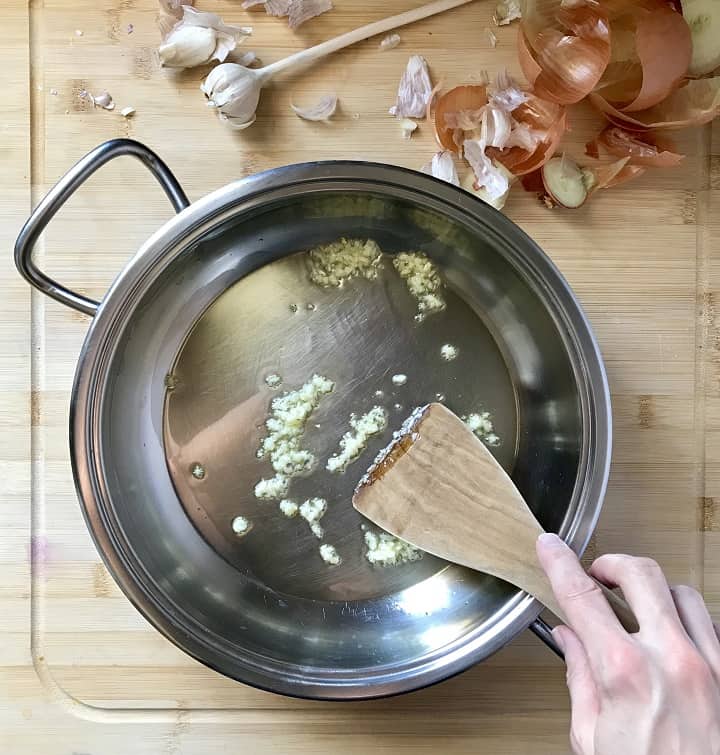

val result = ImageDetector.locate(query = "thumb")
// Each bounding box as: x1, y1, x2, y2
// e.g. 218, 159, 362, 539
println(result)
554, 625, 599, 755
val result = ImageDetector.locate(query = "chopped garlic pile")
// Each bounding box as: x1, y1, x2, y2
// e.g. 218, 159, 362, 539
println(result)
364, 529, 422, 566
327, 406, 388, 473
265, 373, 283, 388
392, 252, 446, 319
307, 238, 383, 287
319, 543, 341, 565
254, 375, 334, 500
279, 499, 298, 517
299, 497, 328, 538
463, 411, 500, 446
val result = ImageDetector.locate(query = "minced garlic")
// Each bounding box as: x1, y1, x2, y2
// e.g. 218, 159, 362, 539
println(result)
463, 411, 501, 446
307, 238, 383, 288
364, 529, 422, 566
231, 515, 251, 535
319, 543, 341, 565
326, 406, 388, 473
440, 344, 458, 361
254, 374, 334, 500
299, 497, 327, 539
391, 373, 407, 386
392, 252, 446, 319
265, 373, 283, 388
279, 499, 298, 517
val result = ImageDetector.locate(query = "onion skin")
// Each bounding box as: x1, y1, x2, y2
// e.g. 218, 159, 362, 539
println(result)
586, 125, 685, 166
520, 1, 611, 105
433, 85, 488, 152
620, 4, 692, 112
601, 164, 647, 187
589, 75, 720, 130
487, 98, 568, 176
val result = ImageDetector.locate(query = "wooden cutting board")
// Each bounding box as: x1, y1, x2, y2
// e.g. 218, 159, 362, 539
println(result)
2, 0, 719, 753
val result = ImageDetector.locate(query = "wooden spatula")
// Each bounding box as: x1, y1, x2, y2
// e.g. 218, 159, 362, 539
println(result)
353, 403, 638, 632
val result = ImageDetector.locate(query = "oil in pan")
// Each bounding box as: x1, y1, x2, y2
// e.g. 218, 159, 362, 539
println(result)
163, 242, 518, 603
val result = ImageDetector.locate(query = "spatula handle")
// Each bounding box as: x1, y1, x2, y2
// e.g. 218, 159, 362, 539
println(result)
529, 571, 639, 633
595, 580, 639, 633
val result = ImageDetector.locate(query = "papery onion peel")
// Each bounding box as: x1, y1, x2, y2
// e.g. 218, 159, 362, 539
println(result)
519, 0, 611, 105
586, 125, 685, 166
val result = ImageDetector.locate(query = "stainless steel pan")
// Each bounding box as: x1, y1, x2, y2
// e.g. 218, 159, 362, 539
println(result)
15, 138, 611, 699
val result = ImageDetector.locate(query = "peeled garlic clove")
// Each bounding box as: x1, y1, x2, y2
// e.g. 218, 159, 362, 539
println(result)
159, 6, 252, 69
202, 62, 263, 129
120, 106, 136, 117
379, 33, 401, 51
92, 90, 115, 109
291, 93, 338, 121
389, 55, 433, 119
422, 151, 460, 185
400, 118, 418, 139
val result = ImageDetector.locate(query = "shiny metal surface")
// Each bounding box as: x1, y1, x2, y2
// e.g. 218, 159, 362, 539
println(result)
23, 145, 611, 699
14, 139, 189, 316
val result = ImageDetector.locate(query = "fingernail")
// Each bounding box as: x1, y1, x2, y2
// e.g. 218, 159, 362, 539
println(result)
537, 532, 563, 548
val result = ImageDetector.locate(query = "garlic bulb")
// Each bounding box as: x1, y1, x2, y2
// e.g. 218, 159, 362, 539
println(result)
201, 63, 264, 129
201, 0, 475, 129
159, 6, 252, 69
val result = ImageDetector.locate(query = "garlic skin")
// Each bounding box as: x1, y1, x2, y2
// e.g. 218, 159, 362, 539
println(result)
389, 55, 433, 119
159, 6, 252, 69
422, 151, 460, 186
291, 93, 338, 121
201, 62, 263, 130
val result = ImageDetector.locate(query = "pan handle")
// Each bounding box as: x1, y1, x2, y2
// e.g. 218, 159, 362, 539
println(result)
530, 616, 564, 659
14, 138, 190, 317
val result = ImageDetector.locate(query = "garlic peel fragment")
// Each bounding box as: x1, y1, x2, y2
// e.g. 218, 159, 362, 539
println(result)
291, 93, 338, 121
288, 0, 333, 29
464, 139, 511, 201
493, 0, 521, 26
422, 151, 460, 186
389, 55, 433, 119
159, 6, 252, 69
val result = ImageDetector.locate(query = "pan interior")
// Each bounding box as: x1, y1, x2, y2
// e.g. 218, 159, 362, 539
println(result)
99, 187, 584, 686
164, 250, 518, 603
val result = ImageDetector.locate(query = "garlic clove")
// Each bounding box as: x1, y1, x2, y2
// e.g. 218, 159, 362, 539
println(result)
120, 106, 136, 117
159, 6, 252, 69
400, 118, 418, 139
379, 33, 401, 50
291, 93, 338, 121
160, 25, 217, 68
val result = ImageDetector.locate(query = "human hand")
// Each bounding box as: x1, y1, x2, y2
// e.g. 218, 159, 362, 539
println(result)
537, 532, 720, 755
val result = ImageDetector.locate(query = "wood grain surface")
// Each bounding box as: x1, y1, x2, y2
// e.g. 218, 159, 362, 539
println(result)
1, 0, 719, 752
